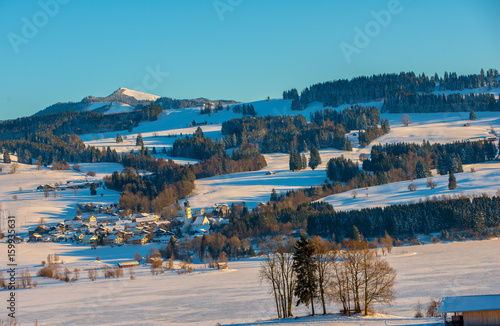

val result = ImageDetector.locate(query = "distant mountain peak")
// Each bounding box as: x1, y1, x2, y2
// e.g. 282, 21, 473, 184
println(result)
112, 87, 160, 102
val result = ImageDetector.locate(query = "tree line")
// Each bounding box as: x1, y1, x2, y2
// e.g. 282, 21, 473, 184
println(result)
306, 195, 500, 239
382, 91, 500, 113
283, 69, 499, 111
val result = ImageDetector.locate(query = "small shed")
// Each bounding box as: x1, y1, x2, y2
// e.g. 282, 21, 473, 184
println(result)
438, 294, 500, 325
117, 261, 139, 268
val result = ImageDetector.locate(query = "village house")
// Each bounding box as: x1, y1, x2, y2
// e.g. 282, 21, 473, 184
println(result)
29, 233, 42, 242
105, 234, 123, 245
127, 235, 149, 245
51, 234, 66, 242
81, 234, 98, 244
31, 225, 49, 235
64, 216, 83, 230
439, 294, 500, 325
152, 235, 172, 244
192, 215, 210, 228
81, 215, 97, 226
77, 224, 90, 234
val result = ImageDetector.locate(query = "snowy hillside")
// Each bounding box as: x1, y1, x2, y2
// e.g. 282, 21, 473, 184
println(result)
76, 97, 500, 212
319, 161, 500, 212
81, 100, 499, 155
84, 102, 135, 114
0, 238, 497, 325
0, 160, 122, 232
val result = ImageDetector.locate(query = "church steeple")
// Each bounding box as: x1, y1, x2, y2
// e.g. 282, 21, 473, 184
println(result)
183, 201, 192, 231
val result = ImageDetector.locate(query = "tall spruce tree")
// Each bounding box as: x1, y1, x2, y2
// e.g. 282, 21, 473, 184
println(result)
308, 145, 322, 170
289, 152, 302, 171
3, 150, 11, 164
448, 171, 457, 190
351, 225, 361, 241
270, 188, 278, 202
415, 161, 426, 179
136, 132, 144, 147
469, 109, 476, 120
116, 133, 123, 143
90, 183, 97, 196
293, 234, 318, 315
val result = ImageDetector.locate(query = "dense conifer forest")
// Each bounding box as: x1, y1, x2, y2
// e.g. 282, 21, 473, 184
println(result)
284, 69, 499, 112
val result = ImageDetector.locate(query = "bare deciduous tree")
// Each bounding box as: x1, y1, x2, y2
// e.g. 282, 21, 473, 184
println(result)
328, 240, 396, 316
88, 268, 98, 281
401, 114, 411, 127
380, 232, 393, 255
311, 236, 337, 315
408, 182, 418, 191
259, 236, 296, 319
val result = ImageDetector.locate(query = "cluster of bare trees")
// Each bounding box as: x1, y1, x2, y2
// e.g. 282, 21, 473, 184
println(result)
260, 236, 396, 318
0, 269, 37, 289
259, 237, 296, 318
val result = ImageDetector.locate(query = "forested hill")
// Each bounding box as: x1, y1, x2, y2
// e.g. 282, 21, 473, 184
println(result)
284, 69, 500, 112
35, 87, 237, 116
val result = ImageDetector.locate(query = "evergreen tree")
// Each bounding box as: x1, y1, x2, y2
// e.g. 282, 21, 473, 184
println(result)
351, 225, 361, 241
301, 154, 307, 170
448, 171, 457, 190
469, 109, 476, 120
308, 145, 322, 170
270, 188, 278, 202
90, 183, 97, 196
415, 161, 426, 179
437, 155, 448, 175
136, 132, 144, 147
116, 133, 124, 143
3, 149, 11, 164
343, 137, 352, 151
293, 234, 318, 315
289, 152, 302, 171
248, 244, 256, 257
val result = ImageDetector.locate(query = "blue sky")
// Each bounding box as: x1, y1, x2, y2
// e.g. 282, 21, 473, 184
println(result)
1, 0, 499, 120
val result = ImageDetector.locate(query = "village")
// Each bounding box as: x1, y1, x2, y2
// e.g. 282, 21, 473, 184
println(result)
19, 180, 232, 248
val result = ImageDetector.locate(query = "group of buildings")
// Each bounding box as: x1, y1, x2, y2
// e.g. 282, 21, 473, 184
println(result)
26, 202, 231, 247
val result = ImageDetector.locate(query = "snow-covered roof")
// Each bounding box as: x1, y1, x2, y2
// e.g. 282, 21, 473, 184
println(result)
438, 294, 500, 313
192, 216, 209, 226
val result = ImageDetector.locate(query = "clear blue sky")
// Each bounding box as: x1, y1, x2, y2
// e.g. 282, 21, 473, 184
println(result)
1, 0, 499, 120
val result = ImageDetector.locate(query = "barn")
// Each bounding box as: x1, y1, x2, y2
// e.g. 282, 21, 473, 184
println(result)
117, 261, 139, 268
438, 294, 500, 325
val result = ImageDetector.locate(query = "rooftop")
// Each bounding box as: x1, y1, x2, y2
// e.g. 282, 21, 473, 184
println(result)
438, 294, 500, 313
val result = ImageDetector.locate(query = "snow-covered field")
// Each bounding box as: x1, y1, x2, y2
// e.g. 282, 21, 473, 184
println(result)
320, 161, 500, 211
0, 161, 122, 232
0, 239, 498, 325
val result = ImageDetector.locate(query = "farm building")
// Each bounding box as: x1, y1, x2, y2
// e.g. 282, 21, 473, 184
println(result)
438, 294, 500, 325
117, 261, 139, 268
